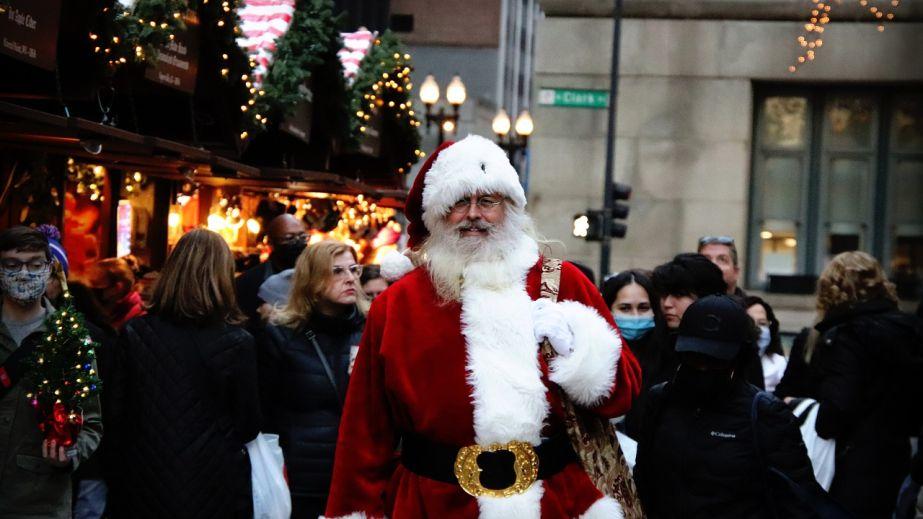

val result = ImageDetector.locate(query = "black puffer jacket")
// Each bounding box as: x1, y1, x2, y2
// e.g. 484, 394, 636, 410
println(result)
813, 299, 923, 517
107, 315, 261, 519
634, 378, 821, 518
258, 308, 364, 505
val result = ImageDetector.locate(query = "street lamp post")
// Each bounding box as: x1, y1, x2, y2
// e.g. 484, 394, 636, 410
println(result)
420, 74, 467, 145
492, 109, 533, 164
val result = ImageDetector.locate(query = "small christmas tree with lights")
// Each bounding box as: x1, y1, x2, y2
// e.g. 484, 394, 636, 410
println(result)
22, 282, 102, 448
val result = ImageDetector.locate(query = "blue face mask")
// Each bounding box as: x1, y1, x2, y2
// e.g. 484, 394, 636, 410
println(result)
757, 325, 772, 355
615, 314, 655, 341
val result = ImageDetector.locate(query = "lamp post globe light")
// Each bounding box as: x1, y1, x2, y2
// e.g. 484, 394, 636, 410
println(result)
420, 74, 466, 145
493, 108, 533, 162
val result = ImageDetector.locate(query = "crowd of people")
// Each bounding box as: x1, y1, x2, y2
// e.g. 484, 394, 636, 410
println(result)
0, 134, 921, 518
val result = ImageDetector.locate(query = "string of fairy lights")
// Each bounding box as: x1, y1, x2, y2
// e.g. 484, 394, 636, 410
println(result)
789, 0, 901, 73
355, 45, 425, 174
84, 2, 423, 175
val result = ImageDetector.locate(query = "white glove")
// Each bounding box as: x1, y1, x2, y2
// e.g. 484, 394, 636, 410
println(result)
532, 299, 575, 357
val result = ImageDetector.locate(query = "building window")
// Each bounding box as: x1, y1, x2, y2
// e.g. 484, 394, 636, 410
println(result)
748, 84, 923, 298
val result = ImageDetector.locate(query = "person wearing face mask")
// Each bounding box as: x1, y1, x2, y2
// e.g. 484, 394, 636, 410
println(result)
0, 226, 103, 519
258, 240, 368, 518
235, 213, 307, 330
744, 296, 787, 394
601, 269, 664, 439
634, 295, 822, 518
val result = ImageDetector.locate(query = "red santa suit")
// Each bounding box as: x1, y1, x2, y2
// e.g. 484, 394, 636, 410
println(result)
323, 136, 642, 519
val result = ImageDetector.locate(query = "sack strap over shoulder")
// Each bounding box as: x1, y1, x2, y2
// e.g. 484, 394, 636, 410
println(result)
540, 257, 562, 304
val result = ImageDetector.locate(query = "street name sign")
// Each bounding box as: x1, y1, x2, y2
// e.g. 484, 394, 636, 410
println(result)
538, 88, 609, 109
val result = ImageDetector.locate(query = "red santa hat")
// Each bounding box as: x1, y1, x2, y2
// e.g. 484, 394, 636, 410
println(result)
405, 134, 527, 249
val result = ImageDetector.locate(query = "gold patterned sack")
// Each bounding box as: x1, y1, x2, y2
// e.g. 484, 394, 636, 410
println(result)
539, 258, 645, 518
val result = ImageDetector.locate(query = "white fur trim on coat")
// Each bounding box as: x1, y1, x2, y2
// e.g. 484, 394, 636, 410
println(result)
476, 481, 544, 519
547, 301, 622, 407
459, 236, 546, 518
379, 250, 415, 282
421, 134, 526, 233
579, 496, 625, 519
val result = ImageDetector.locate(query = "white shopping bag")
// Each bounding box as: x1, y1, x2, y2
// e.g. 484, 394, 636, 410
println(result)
246, 433, 292, 519
793, 398, 836, 491
615, 430, 638, 473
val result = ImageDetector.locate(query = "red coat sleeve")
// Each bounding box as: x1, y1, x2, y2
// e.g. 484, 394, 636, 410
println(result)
324, 297, 396, 519
554, 261, 642, 418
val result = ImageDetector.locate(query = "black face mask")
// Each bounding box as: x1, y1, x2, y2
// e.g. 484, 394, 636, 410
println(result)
673, 364, 733, 401
273, 240, 306, 269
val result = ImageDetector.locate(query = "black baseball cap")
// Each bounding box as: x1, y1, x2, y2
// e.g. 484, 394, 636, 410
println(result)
675, 294, 751, 361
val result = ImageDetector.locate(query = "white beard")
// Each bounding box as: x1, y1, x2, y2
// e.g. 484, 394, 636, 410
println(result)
423, 208, 539, 302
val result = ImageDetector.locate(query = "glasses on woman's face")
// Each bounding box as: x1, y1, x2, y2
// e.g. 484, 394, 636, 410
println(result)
332, 264, 363, 279
449, 195, 504, 214
0, 258, 51, 274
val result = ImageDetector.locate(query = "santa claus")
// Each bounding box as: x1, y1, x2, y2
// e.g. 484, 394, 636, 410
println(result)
323, 135, 641, 519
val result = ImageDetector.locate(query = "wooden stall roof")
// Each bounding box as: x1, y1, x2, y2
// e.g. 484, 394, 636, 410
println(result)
0, 101, 407, 208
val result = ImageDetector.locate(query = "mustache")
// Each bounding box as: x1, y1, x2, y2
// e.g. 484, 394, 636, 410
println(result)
454, 219, 493, 232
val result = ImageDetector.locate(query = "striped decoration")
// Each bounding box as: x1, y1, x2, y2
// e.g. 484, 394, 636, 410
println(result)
235, 0, 296, 88
338, 29, 376, 85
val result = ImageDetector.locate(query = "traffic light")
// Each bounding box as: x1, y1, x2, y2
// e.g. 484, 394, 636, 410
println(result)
609, 181, 631, 239
571, 182, 632, 241
572, 210, 605, 241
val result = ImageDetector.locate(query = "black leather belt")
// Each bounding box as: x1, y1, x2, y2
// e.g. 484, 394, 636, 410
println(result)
400, 432, 577, 492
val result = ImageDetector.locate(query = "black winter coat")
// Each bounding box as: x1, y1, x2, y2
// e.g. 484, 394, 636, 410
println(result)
774, 327, 825, 401
107, 315, 261, 519
813, 299, 923, 517
258, 308, 365, 504
634, 378, 821, 518
619, 329, 678, 439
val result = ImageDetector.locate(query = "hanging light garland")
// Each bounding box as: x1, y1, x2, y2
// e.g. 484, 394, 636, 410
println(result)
349, 30, 423, 175
234, 0, 344, 141
789, 0, 901, 73
66, 158, 107, 202
89, 0, 187, 70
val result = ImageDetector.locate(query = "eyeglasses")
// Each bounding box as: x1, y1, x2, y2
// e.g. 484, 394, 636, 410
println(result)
698, 235, 735, 247
449, 195, 504, 214
0, 258, 51, 274
278, 232, 307, 243
332, 264, 363, 279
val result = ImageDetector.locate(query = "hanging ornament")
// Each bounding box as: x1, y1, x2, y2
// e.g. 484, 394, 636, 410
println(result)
235, 0, 296, 90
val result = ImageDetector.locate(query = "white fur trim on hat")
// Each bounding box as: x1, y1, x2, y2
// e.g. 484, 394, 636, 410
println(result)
580, 496, 625, 519
421, 134, 526, 233
379, 250, 415, 282
547, 301, 622, 407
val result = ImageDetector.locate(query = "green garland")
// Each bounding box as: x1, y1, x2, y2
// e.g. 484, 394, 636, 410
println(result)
244, 0, 347, 134
91, 0, 189, 71
23, 297, 102, 416
348, 30, 422, 175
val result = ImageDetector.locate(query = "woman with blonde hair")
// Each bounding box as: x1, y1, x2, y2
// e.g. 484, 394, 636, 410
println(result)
107, 229, 260, 518
258, 240, 367, 518
812, 251, 923, 517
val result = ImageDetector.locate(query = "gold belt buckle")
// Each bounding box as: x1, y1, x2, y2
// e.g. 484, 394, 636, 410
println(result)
453, 440, 539, 498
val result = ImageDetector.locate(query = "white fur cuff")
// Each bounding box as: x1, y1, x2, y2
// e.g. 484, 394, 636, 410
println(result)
547, 301, 622, 407
380, 250, 415, 282
580, 496, 625, 519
